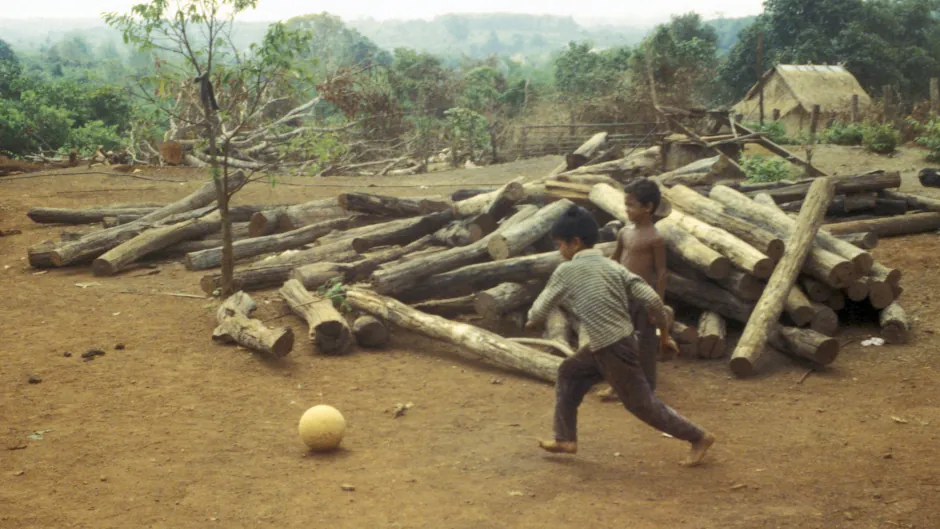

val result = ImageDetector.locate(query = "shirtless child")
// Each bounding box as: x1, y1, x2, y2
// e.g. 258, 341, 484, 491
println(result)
598, 178, 675, 401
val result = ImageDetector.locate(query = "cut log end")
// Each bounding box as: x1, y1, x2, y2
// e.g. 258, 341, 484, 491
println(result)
729, 356, 755, 378
813, 337, 841, 365
753, 257, 776, 280
766, 239, 786, 262
844, 281, 870, 302
706, 257, 732, 280
879, 302, 910, 344
486, 236, 512, 262
90, 258, 118, 277
353, 315, 389, 348
868, 281, 895, 310
810, 306, 839, 337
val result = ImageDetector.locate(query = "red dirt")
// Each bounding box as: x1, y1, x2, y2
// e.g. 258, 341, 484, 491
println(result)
1, 150, 939, 529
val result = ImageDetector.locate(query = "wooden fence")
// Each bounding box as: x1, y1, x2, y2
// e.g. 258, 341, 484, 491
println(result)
508, 122, 668, 159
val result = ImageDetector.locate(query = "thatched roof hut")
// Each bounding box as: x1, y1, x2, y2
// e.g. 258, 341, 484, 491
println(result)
732, 65, 873, 135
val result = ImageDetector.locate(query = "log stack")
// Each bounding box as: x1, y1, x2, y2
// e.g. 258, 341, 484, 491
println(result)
19, 128, 916, 382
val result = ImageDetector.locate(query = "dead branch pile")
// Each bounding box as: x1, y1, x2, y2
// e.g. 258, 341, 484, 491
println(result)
22, 122, 914, 381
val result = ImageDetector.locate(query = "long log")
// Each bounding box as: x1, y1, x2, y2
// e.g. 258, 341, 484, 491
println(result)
452, 178, 527, 217
730, 177, 835, 377
664, 210, 775, 279
726, 187, 872, 278
255, 197, 343, 234
351, 211, 453, 253
865, 276, 896, 309
48, 171, 247, 266
213, 291, 294, 358
697, 311, 727, 359
27, 206, 161, 225
873, 198, 909, 217
844, 279, 870, 302
589, 182, 672, 223
879, 302, 910, 344
543, 308, 574, 354
714, 270, 765, 302
710, 186, 856, 287
279, 279, 352, 355
353, 316, 388, 348
745, 171, 900, 203
835, 232, 878, 250
184, 216, 363, 271
407, 242, 615, 302
288, 236, 436, 291
338, 193, 448, 217
779, 193, 876, 216
871, 262, 901, 287
657, 217, 731, 279
474, 281, 542, 320
654, 155, 742, 187
199, 240, 359, 294
665, 272, 754, 323
785, 286, 815, 327
769, 326, 839, 365
370, 206, 539, 296
411, 295, 477, 317
487, 200, 573, 261
548, 132, 608, 176
91, 211, 224, 276
345, 288, 562, 382
823, 212, 940, 237
879, 190, 940, 212
801, 277, 833, 303
558, 146, 661, 181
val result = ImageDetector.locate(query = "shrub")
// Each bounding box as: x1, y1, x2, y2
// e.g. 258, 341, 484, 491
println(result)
64, 120, 124, 155
744, 120, 788, 144
862, 123, 900, 154
910, 117, 940, 161
741, 153, 795, 183
824, 121, 864, 146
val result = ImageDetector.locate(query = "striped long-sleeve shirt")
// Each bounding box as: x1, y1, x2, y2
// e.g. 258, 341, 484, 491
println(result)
527, 249, 667, 352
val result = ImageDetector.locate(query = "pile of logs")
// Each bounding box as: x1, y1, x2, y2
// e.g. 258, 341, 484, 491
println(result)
22, 131, 922, 383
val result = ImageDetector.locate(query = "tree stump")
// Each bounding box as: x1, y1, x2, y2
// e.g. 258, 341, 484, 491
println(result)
213, 291, 294, 358
279, 280, 352, 355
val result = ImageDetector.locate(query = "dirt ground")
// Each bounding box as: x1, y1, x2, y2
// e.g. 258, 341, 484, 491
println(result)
2, 146, 939, 529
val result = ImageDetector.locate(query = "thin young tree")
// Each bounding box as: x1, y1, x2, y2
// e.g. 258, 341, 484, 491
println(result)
105, 0, 314, 296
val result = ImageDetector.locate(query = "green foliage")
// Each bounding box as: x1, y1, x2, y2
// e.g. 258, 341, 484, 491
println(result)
280, 131, 348, 174
744, 121, 789, 144
910, 117, 940, 161
553, 41, 628, 99
862, 123, 900, 154
64, 121, 124, 155
741, 153, 795, 183
824, 121, 865, 146
316, 277, 352, 313
444, 107, 491, 163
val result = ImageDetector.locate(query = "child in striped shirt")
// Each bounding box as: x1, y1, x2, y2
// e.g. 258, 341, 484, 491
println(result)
526, 205, 714, 466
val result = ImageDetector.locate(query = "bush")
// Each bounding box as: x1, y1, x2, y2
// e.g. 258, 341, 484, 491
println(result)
64, 120, 124, 155
862, 123, 900, 154
744, 120, 788, 144
824, 121, 864, 146
910, 118, 940, 161
741, 153, 795, 183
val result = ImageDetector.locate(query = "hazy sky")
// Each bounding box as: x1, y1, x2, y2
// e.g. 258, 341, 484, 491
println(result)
0, 0, 765, 25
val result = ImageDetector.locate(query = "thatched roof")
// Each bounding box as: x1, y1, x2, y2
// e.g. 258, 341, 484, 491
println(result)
734, 65, 872, 119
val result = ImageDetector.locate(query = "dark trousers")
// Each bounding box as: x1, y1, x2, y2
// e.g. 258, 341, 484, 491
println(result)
552, 335, 704, 443
633, 308, 657, 392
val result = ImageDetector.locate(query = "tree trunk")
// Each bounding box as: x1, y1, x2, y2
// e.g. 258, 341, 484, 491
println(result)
408, 242, 615, 302
844, 279, 870, 302
835, 232, 878, 250
184, 216, 364, 271
411, 295, 477, 317
713, 269, 765, 302
809, 302, 839, 337
252, 197, 345, 234
433, 220, 476, 247
199, 240, 359, 294
823, 212, 940, 238
279, 279, 352, 355
730, 177, 835, 378
474, 281, 542, 320
864, 276, 895, 310
487, 199, 574, 260
351, 211, 454, 253
664, 210, 775, 279
879, 190, 940, 212
871, 261, 901, 286
452, 177, 527, 217
558, 146, 661, 181
697, 311, 727, 359
543, 308, 574, 353
338, 193, 448, 217
654, 155, 742, 187
665, 272, 754, 323
801, 277, 833, 302
548, 132, 608, 176
91, 210, 224, 276
598, 220, 623, 243
28, 206, 161, 225
286, 261, 363, 292
657, 216, 731, 279
371, 205, 539, 296
345, 287, 562, 382
769, 326, 839, 365
785, 286, 815, 327
873, 198, 908, 217
248, 208, 286, 237
213, 291, 294, 358
745, 171, 900, 203
879, 302, 910, 344
353, 315, 388, 348
709, 185, 856, 287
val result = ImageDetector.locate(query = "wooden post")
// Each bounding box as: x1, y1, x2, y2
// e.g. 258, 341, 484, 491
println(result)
883, 86, 894, 124
519, 127, 528, 159
810, 105, 821, 138
772, 108, 780, 121
851, 94, 860, 123
757, 32, 765, 126
735, 113, 744, 124
730, 177, 835, 377
931, 78, 939, 116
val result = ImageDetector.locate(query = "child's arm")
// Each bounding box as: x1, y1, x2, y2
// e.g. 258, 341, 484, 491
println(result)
652, 235, 668, 300
610, 228, 625, 263
525, 269, 567, 330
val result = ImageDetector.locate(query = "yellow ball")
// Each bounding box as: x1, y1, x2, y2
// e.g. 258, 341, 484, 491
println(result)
298, 405, 345, 452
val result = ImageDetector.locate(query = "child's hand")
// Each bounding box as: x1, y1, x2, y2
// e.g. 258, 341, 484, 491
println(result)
659, 336, 679, 361
524, 320, 539, 331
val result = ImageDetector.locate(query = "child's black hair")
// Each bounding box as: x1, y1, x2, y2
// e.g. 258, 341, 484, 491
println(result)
624, 178, 661, 212
551, 205, 599, 247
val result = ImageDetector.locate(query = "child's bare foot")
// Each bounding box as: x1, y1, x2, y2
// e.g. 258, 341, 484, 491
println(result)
683, 432, 715, 467
538, 440, 577, 454
597, 386, 618, 402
